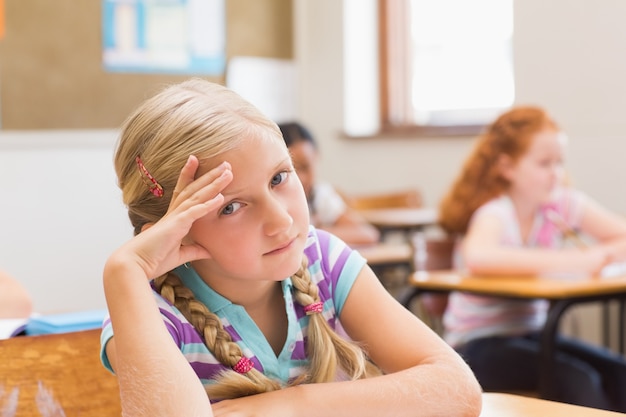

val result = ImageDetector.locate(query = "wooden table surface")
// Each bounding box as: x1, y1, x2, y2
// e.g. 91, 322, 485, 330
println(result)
406, 270, 626, 401
356, 242, 412, 266
481, 393, 625, 416
358, 207, 438, 230
409, 270, 626, 299
0, 329, 121, 416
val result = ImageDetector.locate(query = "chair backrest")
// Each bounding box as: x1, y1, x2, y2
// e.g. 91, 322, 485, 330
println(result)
419, 237, 456, 271
0, 329, 121, 417
410, 236, 456, 329
344, 189, 423, 211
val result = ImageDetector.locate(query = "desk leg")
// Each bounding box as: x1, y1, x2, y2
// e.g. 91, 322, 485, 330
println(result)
620, 300, 625, 355
603, 303, 611, 349
539, 299, 573, 400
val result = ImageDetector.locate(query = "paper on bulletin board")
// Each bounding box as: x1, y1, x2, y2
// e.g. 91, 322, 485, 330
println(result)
226, 56, 298, 124
102, 0, 225, 75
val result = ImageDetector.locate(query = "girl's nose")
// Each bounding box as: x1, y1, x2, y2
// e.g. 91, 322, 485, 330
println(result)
553, 164, 564, 182
263, 197, 293, 236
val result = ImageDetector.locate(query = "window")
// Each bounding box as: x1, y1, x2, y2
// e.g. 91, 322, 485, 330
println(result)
344, 0, 514, 137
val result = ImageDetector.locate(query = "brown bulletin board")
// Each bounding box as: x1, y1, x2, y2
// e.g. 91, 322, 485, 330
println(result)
0, 0, 292, 129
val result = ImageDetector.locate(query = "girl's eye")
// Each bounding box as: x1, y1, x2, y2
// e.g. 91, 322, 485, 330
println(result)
271, 171, 288, 187
221, 201, 242, 216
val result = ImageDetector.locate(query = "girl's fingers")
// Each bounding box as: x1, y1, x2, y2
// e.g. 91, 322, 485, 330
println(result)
171, 155, 201, 203
170, 158, 232, 212
182, 192, 225, 228
172, 168, 231, 221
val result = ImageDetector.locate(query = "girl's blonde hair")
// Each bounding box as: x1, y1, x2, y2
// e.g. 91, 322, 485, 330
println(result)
438, 106, 559, 235
114, 79, 380, 401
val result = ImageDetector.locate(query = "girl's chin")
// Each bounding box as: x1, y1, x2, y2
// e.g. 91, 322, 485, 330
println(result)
287, 249, 308, 276
272, 260, 304, 281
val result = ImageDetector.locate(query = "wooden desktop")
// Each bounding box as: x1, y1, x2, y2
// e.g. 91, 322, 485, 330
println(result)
403, 270, 626, 400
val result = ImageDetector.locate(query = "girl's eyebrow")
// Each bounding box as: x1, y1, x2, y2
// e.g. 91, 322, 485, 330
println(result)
277, 156, 292, 168
220, 156, 293, 198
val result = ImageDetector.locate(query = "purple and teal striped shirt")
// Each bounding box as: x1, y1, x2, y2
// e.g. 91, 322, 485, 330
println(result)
101, 227, 366, 392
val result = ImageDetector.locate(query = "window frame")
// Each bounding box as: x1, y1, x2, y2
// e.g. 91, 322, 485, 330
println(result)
376, 0, 491, 138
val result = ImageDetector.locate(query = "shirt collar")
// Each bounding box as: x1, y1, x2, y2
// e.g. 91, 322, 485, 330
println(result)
173, 265, 294, 312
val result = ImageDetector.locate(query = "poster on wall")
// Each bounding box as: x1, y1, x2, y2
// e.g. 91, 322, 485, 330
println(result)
102, 0, 225, 75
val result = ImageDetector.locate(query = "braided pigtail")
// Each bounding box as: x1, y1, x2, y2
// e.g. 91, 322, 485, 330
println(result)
290, 257, 381, 382
154, 272, 282, 401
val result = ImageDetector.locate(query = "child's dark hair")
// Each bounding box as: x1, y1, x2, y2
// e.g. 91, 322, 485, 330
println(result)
278, 122, 318, 149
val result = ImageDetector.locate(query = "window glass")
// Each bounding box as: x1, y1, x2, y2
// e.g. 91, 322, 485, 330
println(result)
343, 0, 515, 136
409, 0, 514, 126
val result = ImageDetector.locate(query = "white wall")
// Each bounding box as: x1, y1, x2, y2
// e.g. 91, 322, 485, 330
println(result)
294, 0, 626, 217
0, 130, 130, 313
514, 0, 626, 214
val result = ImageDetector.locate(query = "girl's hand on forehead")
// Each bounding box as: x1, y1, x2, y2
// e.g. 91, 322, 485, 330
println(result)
166, 156, 232, 216
112, 156, 232, 280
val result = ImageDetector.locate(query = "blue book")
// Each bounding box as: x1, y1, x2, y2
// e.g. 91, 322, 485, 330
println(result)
25, 309, 107, 335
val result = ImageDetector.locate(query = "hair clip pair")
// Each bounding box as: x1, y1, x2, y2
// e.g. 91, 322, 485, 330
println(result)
136, 155, 164, 197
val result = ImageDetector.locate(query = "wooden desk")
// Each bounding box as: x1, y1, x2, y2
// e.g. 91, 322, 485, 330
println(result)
358, 207, 438, 235
403, 271, 626, 400
408, 271, 626, 299
356, 242, 412, 267
356, 243, 414, 300
481, 393, 625, 416
0, 329, 121, 416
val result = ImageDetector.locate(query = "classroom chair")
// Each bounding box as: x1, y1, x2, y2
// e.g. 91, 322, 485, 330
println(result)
342, 188, 423, 288
0, 329, 121, 417
406, 235, 455, 335
338, 187, 454, 334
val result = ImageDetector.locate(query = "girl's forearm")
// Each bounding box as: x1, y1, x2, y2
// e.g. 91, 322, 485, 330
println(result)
464, 246, 604, 276
245, 358, 482, 417
104, 259, 213, 417
601, 237, 626, 262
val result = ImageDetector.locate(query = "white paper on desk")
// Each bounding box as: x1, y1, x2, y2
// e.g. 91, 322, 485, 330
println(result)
0, 313, 42, 339
0, 318, 28, 339
600, 262, 626, 278
226, 56, 297, 123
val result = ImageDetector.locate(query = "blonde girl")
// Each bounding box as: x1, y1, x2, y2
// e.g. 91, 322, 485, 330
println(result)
439, 106, 626, 412
101, 79, 481, 416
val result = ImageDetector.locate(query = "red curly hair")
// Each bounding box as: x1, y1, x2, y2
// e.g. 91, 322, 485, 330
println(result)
438, 106, 559, 235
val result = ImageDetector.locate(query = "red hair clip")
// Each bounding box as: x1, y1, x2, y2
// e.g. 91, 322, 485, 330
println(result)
136, 156, 164, 197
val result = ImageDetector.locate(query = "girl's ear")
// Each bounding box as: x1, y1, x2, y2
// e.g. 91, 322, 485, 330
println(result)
140, 223, 154, 233
497, 154, 515, 181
